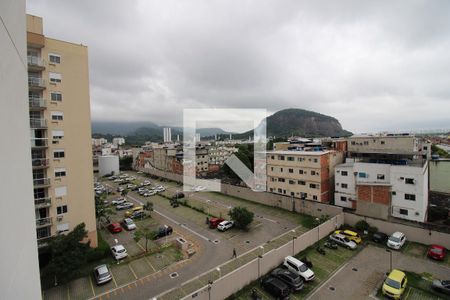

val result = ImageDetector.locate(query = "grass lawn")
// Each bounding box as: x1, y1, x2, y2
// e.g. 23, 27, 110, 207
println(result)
226, 241, 358, 300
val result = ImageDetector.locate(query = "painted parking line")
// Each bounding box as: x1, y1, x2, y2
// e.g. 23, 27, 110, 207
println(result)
145, 256, 157, 272
89, 276, 96, 296
128, 264, 138, 280
110, 271, 118, 288
67, 286, 71, 300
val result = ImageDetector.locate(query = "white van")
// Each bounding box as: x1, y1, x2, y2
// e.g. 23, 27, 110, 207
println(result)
283, 256, 315, 281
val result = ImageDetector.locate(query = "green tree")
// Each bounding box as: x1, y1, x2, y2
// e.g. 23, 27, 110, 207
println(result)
228, 206, 254, 230
121, 189, 129, 197
95, 197, 113, 228
120, 156, 133, 170
45, 223, 90, 284
134, 227, 158, 252
144, 201, 154, 211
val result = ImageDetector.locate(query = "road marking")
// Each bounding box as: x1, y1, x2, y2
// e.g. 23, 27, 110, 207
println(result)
89, 276, 96, 296
145, 256, 157, 272
404, 287, 412, 299
111, 271, 118, 288
67, 286, 71, 300
128, 264, 138, 279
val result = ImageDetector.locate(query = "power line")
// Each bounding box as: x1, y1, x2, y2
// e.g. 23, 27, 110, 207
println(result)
0, 13, 27, 70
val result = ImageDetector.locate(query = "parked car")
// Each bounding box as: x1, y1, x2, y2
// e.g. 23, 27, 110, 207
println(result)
372, 232, 388, 243
111, 245, 128, 260
154, 185, 166, 192
329, 233, 357, 249
116, 186, 125, 192
334, 229, 362, 244
93, 265, 112, 285
387, 232, 406, 250
125, 206, 143, 218
108, 223, 123, 233
271, 268, 304, 292
217, 220, 234, 232
154, 225, 173, 239
116, 202, 134, 210
427, 245, 447, 261
127, 184, 137, 189
112, 198, 126, 205
283, 256, 315, 282
208, 217, 225, 229
260, 276, 291, 300
172, 192, 185, 200
382, 269, 407, 299
143, 180, 151, 186
431, 279, 450, 295
143, 190, 157, 197
130, 210, 146, 219
122, 218, 136, 230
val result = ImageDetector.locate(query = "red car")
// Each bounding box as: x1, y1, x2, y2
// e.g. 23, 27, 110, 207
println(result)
427, 244, 447, 261
108, 223, 123, 233
208, 217, 224, 229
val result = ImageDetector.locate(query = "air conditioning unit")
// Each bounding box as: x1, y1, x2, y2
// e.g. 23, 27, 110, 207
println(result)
56, 215, 63, 221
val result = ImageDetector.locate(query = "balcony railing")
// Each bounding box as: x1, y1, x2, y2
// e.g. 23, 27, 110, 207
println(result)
32, 158, 49, 168
28, 77, 46, 88
36, 217, 52, 227
27, 56, 45, 68
30, 138, 48, 148
29, 96, 47, 109
33, 177, 51, 187
30, 118, 47, 128
35, 197, 51, 208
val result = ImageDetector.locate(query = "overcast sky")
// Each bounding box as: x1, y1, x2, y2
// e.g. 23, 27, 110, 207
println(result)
27, 0, 450, 133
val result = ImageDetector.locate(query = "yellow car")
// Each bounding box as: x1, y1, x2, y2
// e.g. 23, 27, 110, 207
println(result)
382, 269, 407, 299
125, 206, 143, 218
334, 229, 362, 244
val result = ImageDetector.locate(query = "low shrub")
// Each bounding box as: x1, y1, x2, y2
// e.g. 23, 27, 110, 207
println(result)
355, 220, 370, 232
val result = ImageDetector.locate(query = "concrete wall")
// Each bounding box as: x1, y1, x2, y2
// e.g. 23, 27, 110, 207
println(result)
430, 159, 450, 194
180, 214, 344, 300
98, 155, 119, 176
344, 213, 450, 249
1, 2, 42, 298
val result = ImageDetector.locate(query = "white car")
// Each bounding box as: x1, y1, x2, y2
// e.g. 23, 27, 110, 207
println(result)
143, 180, 151, 186
111, 245, 128, 260
387, 232, 406, 250
329, 233, 357, 249
217, 220, 234, 231
143, 191, 157, 197
283, 256, 315, 281
154, 186, 166, 192
127, 184, 136, 189
122, 218, 136, 230
116, 202, 134, 210
112, 198, 126, 205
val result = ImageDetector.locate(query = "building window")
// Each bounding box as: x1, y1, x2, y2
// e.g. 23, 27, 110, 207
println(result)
399, 208, 408, 215
270, 155, 274, 160
310, 183, 317, 189
55, 168, 66, 178
405, 178, 415, 184
269, 188, 273, 192
49, 72, 62, 83
278, 155, 285, 160
313, 158, 318, 163
289, 180, 295, 184
277, 188, 282, 193
311, 171, 316, 175
298, 180, 305, 185
340, 196, 347, 202
297, 157, 304, 162
51, 92, 62, 101
51, 111, 64, 121
341, 171, 348, 176
358, 172, 367, 178
280, 168, 283, 172
405, 194, 416, 201
287, 156, 294, 161
351, 141, 356, 145
377, 174, 385, 180
299, 170, 304, 174
313, 195, 318, 200
341, 183, 348, 188
392, 191, 396, 195
290, 192, 295, 196
363, 141, 369, 145
49, 53, 61, 64
53, 149, 65, 158
381, 141, 385, 145
57, 205, 68, 215
288, 168, 293, 173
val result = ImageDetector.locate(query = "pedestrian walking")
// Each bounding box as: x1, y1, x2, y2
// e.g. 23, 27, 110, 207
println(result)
232, 248, 237, 258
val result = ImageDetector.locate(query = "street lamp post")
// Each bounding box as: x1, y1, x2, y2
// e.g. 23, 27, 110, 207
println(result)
258, 255, 262, 277
386, 249, 392, 272
216, 267, 221, 279
291, 229, 296, 255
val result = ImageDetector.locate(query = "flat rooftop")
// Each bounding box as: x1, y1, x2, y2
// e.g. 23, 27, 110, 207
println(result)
265, 150, 333, 156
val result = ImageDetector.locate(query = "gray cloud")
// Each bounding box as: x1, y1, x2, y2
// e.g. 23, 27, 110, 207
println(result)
27, 0, 450, 133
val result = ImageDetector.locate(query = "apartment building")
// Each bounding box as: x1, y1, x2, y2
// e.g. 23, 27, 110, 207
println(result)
1, 2, 42, 298
112, 137, 125, 147
208, 146, 238, 165
27, 15, 97, 247
266, 150, 344, 202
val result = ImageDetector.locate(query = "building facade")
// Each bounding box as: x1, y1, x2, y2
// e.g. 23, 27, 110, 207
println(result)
163, 127, 172, 143
27, 15, 97, 247
1, 3, 42, 298
266, 150, 344, 203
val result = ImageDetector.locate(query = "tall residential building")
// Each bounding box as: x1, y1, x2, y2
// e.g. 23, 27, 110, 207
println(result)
112, 137, 125, 147
1, 2, 42, 298
163, 127, 172, 143
266, 150, 344, 202
27, 15, 97, 247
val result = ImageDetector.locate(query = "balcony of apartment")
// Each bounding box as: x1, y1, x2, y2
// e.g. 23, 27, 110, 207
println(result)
30, 138, 48, 148
28, 77, 46, 90
29, 96, 47, 110
30, 118, 47, 129
27, 56, 45, 71
32, 158, 50, 169
33, 177, 51, 188
36, 217, 52, 228
34, 197, 51, 208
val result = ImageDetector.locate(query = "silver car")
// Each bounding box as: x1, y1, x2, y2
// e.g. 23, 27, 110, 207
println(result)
93, 265, 112, 285
329, 233, 357, 249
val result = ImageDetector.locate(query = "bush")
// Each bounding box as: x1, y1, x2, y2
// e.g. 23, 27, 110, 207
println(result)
229, 206, 254, 230
355, 220, 370, 232
368, 226, 378, 235
87, 234, 110, 262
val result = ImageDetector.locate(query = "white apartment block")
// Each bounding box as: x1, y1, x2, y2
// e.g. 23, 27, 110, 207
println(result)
112, 137, 125, 146
92, 138, 107, 146
163, 127, 172, 143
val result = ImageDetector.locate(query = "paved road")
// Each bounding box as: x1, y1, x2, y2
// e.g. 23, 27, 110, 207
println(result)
308, 245, 450, 300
